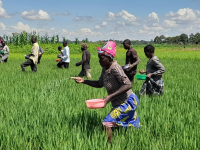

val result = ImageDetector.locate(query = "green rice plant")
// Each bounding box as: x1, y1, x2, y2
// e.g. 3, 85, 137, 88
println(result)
0, 47, 199, 149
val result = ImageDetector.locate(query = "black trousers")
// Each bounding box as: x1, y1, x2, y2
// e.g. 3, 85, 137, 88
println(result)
38, 55, 42, 64
21, 59, 37, 72
57, 62, 69, 68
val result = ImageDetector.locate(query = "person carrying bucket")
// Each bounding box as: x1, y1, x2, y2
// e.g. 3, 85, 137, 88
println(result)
139, 44, 165, 96
71, 41, 140, 143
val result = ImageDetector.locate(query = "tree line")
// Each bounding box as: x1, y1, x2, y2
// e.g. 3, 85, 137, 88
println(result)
2, 31, 200, 47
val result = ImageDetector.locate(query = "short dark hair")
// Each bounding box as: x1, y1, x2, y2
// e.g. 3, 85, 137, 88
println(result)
63, 41, 67, 45
58, 46, 62, 49
123, 39, 131, 45
144, 44, 155, 53
31, 36, 37, 42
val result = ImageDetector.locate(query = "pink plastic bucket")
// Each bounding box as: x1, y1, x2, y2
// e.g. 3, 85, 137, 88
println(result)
85, 99, 105, 109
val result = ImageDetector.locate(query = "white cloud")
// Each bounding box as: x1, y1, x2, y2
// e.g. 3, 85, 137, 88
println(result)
95, 25, 101, 29
107, 12, 115, 19
102, 21, 107, 27
62, 29, 68, 34
94, 21, 107, 30
195, 10, 200, 15
0, 0, 11, 18
115, 21, 125, 27
52, 12, 71, 16
21, 10, 52, 20
149, 12, 159, 22
106, 10, 138, 26
166, 11, 175, 17
138, 30, 155, 35
51, 27, 56, 31
143, 24, 165, 31
138, 30, 148, 34
167, 8, 197, 22
179, 26, 195, 32
11, 22, 32, 32
121, 10, 137, 22
62, 28, 102, 39
163, 20, 178, 27
0, 22, 6, 30
73, 16, 96, 22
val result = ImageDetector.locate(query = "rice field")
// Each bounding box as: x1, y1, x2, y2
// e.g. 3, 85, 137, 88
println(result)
0, 46, 199, 149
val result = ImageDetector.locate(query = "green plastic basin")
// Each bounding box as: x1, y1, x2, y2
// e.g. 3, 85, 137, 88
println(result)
136, 74, 147, 80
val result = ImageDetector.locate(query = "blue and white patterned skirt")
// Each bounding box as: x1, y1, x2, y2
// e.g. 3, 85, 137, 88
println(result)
103, 93, 140, 128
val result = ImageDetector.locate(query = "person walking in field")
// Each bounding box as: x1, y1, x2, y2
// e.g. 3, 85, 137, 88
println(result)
0, 41, 9, 63
123, 39, 140, 83
57, 46, 63, 58
139, 44, 165, 96
0, 36, 4, 44
0, 43, 4, 60
20, 36, 39, 72
38, 47, 44, 64
57, 41, 70, 69
71, 41, 140, 143
75, 43, 92, 79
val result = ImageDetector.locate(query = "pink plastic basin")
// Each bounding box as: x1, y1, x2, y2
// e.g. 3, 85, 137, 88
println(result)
85, 99, 105, 109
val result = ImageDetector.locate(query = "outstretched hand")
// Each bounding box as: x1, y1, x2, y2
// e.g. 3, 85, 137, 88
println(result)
70, 77, 84, 83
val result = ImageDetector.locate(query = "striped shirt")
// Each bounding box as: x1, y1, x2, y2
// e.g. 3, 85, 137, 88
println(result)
98, 61, 133, 107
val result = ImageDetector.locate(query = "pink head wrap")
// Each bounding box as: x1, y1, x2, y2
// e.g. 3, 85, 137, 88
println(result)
97, 41, 116, 59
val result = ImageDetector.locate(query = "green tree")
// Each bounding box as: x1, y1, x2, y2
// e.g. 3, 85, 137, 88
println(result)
75, 38, 79, 45
180, 33, 188, 48
154, 36, 162, 44
194, 33, 200, 44
160, 35, 166, 43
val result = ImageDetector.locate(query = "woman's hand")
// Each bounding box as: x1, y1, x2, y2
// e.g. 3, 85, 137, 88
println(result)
139, 70, 146, 74
103, 95, 112, 107
147, 73, 153, 78
70, 77, 85, 83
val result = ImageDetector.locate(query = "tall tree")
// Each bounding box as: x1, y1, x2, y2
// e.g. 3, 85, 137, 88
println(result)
194, 33, 200, 44
189, 33, 195, 43
180, 33, 188, 48
160, 35, 166, 43
154, 36, 162, 44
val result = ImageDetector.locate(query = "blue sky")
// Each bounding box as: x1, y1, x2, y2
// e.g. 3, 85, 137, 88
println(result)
1, 0, 200, 41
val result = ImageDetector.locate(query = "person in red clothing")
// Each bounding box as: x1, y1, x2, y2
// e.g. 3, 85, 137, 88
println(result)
123, 39, 140, 83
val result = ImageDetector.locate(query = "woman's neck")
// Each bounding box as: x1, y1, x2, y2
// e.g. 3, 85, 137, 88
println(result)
149, 54, 155, 58
105, 61, 113, 69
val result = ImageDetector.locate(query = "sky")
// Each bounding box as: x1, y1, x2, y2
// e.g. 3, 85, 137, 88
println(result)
1, 0, 200, 41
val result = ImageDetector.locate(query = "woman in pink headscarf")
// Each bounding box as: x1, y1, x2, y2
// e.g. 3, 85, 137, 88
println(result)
71, 41, 140, 143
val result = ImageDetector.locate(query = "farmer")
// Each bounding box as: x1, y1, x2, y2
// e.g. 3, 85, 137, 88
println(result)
20, 36, 39, 72
0, 43, 3, 59
57, 41, 70, 68
57, 46, 63, 58
139, 44, 165, 96
0, 36, 4, 44
75, 43, 91, 79
0, 41, 9, 63
123, 39, 140, 83
71, 41, 140, 143
38, 47, 44, 64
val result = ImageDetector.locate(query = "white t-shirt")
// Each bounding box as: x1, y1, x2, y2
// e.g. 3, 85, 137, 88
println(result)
62, 46, 70, 62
